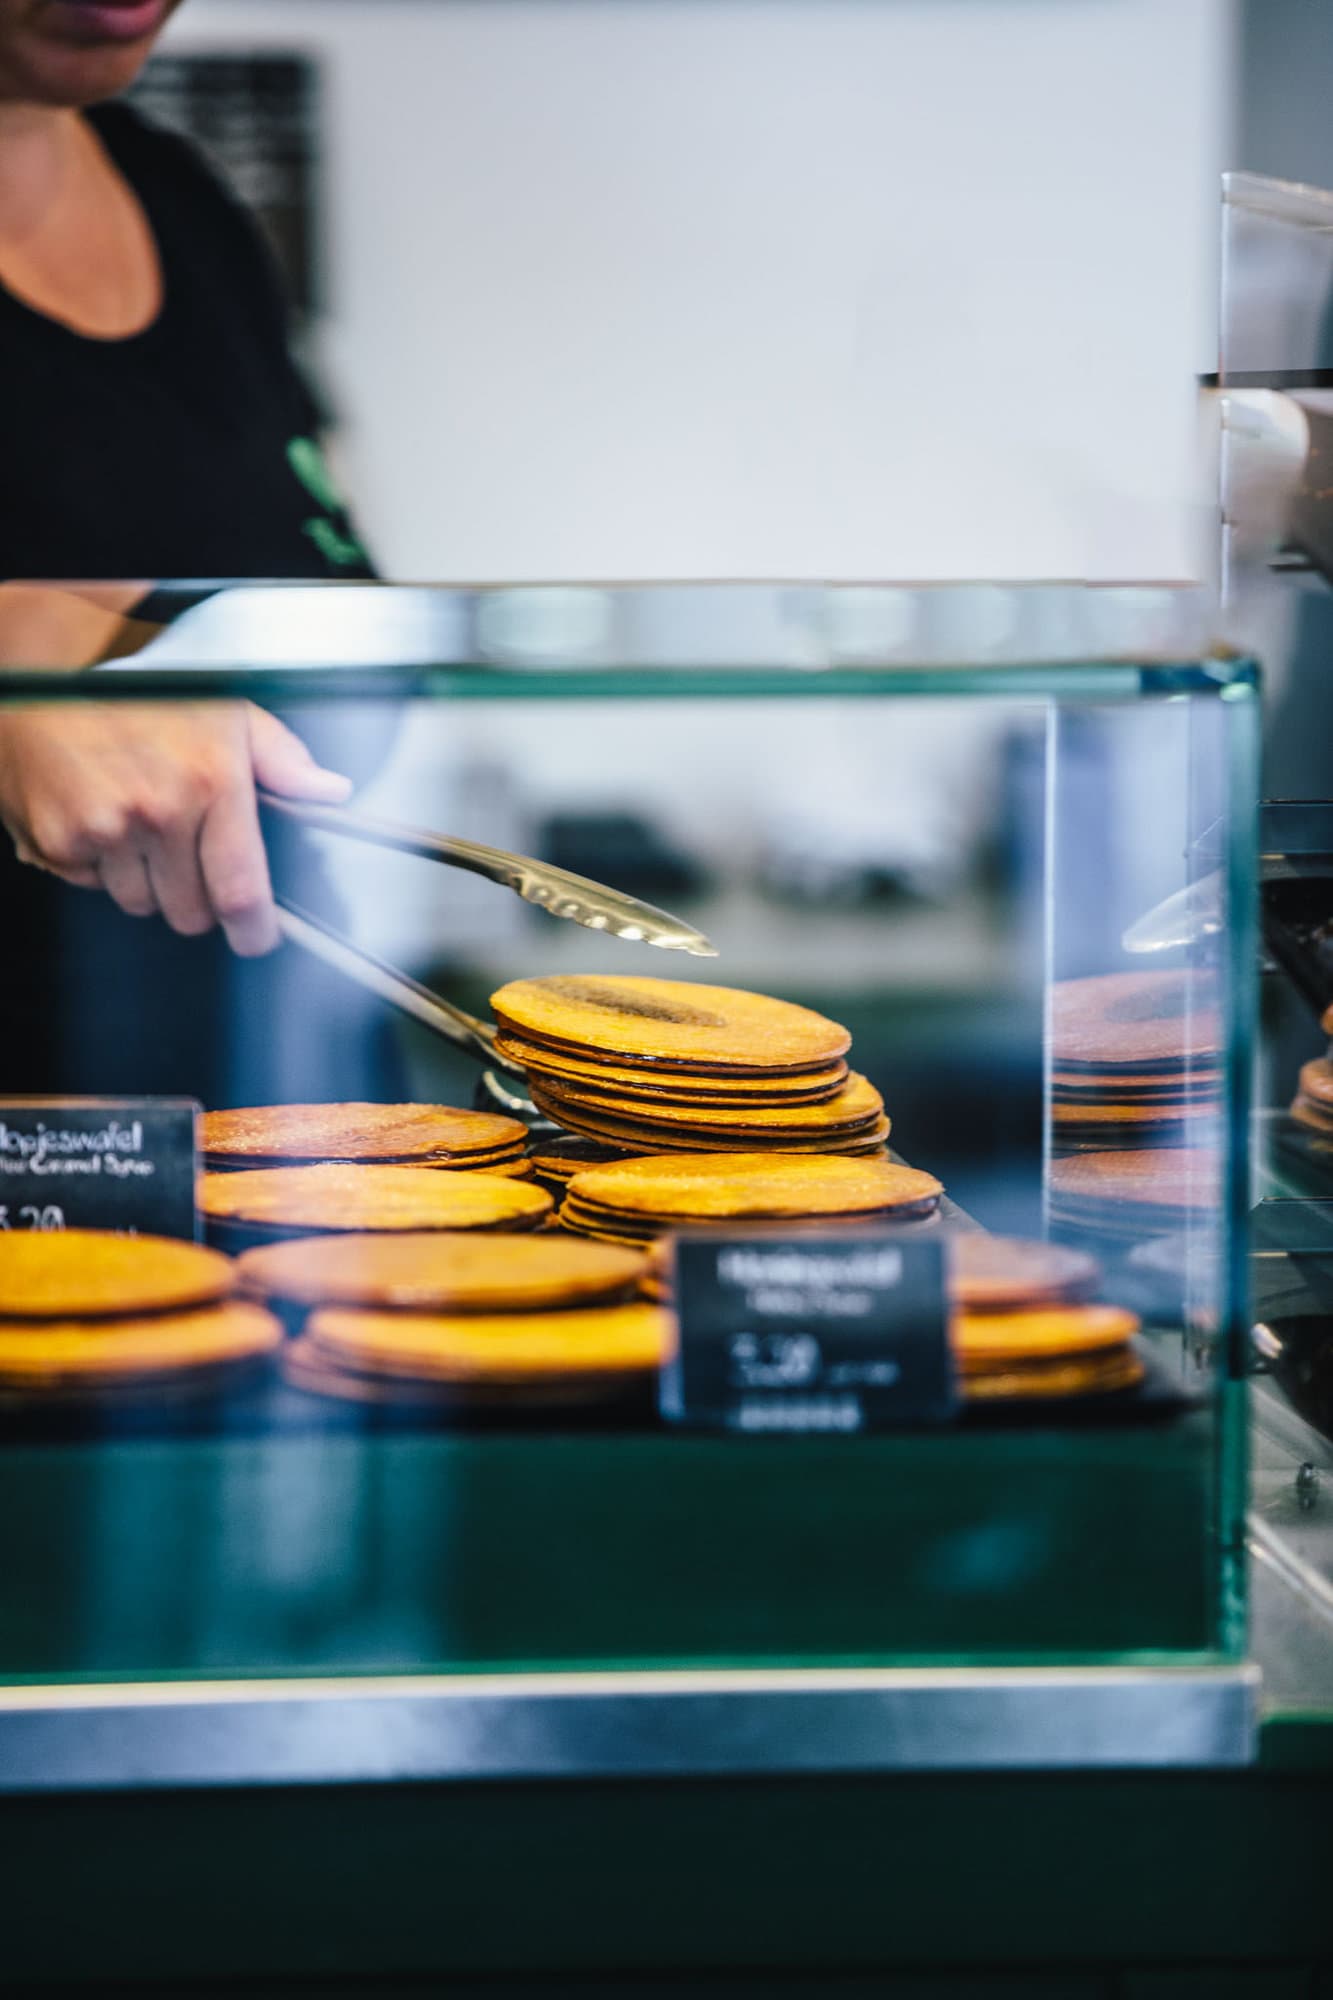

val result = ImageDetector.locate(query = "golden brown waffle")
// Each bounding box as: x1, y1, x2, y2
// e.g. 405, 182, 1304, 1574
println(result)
953, 1302, 1139, 1369
0, 1230, 234, 1320
238, 1230, 646, 1312
202, 1102, 527, 1166
0, 1300, 281, 1387
302, 1299, 672, 1384
532, 1070, 884, 1138
199, 1163, 552, 1234
533, 1089, 890, 1155
496, 1033, 849, 1103
490, 976, 850, 1074
567, 1152, 943, 1225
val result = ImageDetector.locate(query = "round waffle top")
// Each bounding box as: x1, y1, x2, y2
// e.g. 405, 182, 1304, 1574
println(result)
1051, 971, 1221, 1068
947, 1236, 1099, 1312
202, 1103, 526, 1163
1048, 1147, 1221, 1212
0, 1301, 281, 1385
568, 1152, 942, 1221
0, 1230, 234, 1320
490, 976, 850, 1072
239, 1230, 645, 1311
199, 1164, 552, 1232
305, 1301, 672, 1382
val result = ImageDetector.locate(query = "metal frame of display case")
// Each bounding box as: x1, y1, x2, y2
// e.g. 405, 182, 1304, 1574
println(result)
0, 1663, 1258, 1791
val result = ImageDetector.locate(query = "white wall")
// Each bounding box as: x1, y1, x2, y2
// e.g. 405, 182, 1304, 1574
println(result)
167, 0, 1234, 585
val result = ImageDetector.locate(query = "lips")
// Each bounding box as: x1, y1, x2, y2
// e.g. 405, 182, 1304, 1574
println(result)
46, 0, 172, 45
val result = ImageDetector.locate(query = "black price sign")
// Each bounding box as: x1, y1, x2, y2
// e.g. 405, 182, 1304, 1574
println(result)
661, 1231, 956, 1433
0, 1100, 200, 1242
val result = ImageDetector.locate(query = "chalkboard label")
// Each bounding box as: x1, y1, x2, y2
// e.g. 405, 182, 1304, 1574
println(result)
661, 1231, 956, 1432
0, 1099, 200, 1242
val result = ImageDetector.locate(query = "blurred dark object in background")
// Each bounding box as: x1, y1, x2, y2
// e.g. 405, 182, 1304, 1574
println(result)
130, 52, 320, 327
536, 811, 708, 902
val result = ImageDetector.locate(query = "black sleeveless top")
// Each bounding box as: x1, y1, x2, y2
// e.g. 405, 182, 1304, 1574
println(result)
0, 106, 396, 1107
0, 101, 373, 581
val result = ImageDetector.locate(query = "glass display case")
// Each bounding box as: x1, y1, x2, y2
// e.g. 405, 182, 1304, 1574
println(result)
1217, 174, 1333, 1684
0, 581, 1258, 1783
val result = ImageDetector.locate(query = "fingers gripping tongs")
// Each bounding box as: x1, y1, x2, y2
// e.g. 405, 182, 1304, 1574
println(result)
258, 793, 716, 1078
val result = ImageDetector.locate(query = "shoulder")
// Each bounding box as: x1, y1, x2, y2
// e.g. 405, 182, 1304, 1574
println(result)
89, 100, 276, 282
88, 99, 292, 326
89, 100, 233, 211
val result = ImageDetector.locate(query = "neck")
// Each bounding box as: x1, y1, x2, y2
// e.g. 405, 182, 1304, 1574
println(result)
0, 103, 85, 239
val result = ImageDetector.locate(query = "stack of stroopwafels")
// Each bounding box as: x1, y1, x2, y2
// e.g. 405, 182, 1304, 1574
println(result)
558, 1153, 943, 1247
1050, 972, 1222, 1155
492, 975, 889, 1158
199, 1162, 553, 1254
0, 1231, 280, 1410
237, 1229, 666, 1409
948, 1234, 1143, 1402
203, 1104, 533, 1178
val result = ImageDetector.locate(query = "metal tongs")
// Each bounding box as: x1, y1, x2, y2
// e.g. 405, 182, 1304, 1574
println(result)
259, 793, 716, 1077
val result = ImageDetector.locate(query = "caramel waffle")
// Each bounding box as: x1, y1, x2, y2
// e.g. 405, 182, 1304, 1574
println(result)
495, 1033, 850, 1104
532, 1088, 889, 1156
953, 1302, 1139, 1370
202, 1102, 527, 1169
238, 1231, 646, 1313
0, 1231, 234, 1320
490, 976, 851, 1074
565, 1153, 943, 1233
199, 1163, 552, 1236
0, 1300, 281, 1391
533, 1071, 883, 1138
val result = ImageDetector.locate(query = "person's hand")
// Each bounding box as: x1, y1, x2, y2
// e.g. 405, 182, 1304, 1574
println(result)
0, 701, 351, 956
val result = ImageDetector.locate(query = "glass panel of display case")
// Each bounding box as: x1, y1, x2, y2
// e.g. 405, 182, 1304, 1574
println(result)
0, 583, 1255, 1694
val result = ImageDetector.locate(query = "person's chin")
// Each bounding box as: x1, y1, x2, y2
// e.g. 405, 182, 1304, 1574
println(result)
16, 0, 174, 104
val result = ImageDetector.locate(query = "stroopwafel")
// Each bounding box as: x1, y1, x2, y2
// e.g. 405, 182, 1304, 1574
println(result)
0, 1230, 233, 1320
238, 1231, 646, 1313
490, 976, 851, 1075
953, 1302, 1139, 1371
495, 1033, 850, 1104
0, 1300, 281, 1391
199, 1163, 553, 1236
202, 1103, 527, 1169
565, 1153, 943, 1232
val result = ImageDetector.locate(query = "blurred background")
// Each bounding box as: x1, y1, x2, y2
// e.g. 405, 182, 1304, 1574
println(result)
120, 1, 1328, 1222
146, 0, 1231, 584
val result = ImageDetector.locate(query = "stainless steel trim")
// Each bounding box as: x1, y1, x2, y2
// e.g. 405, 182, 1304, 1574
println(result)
0, 1665, 1259, 1791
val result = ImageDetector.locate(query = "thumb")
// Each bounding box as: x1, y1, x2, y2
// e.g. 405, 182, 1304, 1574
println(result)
247, 705, 353, 802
